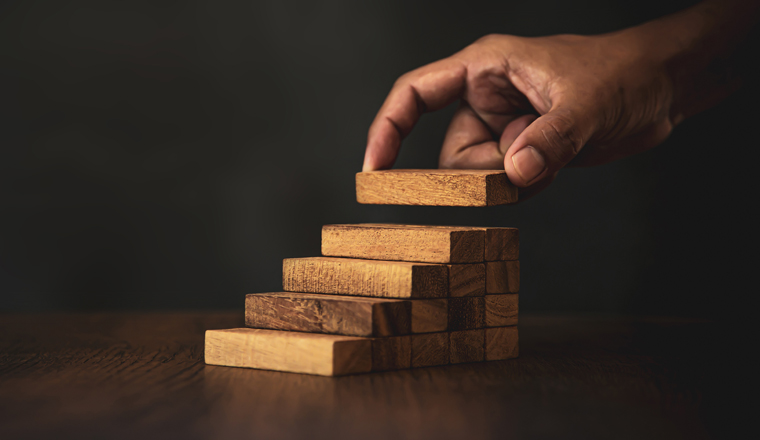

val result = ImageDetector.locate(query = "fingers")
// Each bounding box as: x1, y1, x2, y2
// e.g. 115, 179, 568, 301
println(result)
440, 108, 537, 169
503, 106, 597, 187
363, 58, 468, 171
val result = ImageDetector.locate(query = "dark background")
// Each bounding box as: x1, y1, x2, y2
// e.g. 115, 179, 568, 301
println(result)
1, 0, 756, 315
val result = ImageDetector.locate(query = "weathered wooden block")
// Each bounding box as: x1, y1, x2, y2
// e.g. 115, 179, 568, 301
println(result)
411, 299, 448, 333
450, 329, 485, 364
486, 261, 520, 294
448, 297, 485, 331
371, 336, 411, 371
484, 294, 518, 327
485, 326, 519, 361
245, 292, 411, 337
356, 169, 517, 206
283, 257, 447, 298
411, 333, 449, 367
448, 263, 485, 297
484, 228, 519, 261
205, 328, 371, 376
322, 224, 485, 264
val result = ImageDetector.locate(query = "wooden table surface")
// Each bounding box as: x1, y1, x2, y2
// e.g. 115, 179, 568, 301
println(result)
0, 312, 735, 439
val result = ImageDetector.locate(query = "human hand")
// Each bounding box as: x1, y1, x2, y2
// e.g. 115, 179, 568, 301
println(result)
362, 1, 757, 199
362, 32, 675, 199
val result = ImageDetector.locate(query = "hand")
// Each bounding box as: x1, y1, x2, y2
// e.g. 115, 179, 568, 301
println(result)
362, 1, 758, 199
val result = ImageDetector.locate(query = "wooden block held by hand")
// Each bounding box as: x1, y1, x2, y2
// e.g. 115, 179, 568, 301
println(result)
411, 299, 448, 333
411, 333, 449, 367
371, 336, 411, 371
486, 261, 520, 294
356, 169, 517, 206
448, 263, 485, 297
450, 329, 485, 364
245, 292, 411, 337
485, 294, 518, 327
485, 326, 519, 361
448, 297, 485, 331
205, 328, 372, 376
322, 224, 485, 263
283, 257, 447, 298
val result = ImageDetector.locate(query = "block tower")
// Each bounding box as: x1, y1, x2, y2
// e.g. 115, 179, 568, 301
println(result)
205, 170, 520, 376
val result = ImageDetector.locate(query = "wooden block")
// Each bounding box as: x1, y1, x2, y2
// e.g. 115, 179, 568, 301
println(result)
448, 263, 485, 297
486, 261, 520, 294
411, 299, 448, 333
411, 333, 449, 367
485, 294, 519, 327
485, 327, 519, 361
450, 329, 485, 364
484, 228, 519, 261
371, 336, 411, 371
205, 328, 371, 376
322, 224, 485, 264
283, 257, 447, 298
356, 169, 517, 206
245, 292, 411, 337
448, 297, 485, 331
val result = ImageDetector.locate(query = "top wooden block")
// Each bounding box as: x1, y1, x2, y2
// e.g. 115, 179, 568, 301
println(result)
356, 169, 518, 206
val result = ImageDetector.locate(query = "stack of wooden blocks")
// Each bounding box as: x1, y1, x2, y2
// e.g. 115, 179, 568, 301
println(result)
205, 170, 520, 376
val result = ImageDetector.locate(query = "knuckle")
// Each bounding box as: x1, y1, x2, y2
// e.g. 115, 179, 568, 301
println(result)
540, 113, 585, 162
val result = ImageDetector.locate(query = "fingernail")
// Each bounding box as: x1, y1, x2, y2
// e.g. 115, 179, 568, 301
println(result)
511, 146, 546, 184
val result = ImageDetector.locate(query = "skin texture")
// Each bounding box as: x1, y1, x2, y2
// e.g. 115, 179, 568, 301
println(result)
363, 0, 760, 200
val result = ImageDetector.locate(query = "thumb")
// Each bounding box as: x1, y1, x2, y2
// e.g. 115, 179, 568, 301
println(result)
503, 107, 595, 187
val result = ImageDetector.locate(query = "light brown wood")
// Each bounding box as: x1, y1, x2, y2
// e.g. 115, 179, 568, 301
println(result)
411, 299, 448, 333
371, 336, 411, 371
448, 297, 485, 331
485, 294, 519, 327
483, 228, 519, 261
245, 292, 411, 337
411, 333, 449, 367
450, 329, 485, 364
486, 261, 520, 294
282, 257, 447, 298
321, 224, 485, 263
205, 328, 371, 376
356, 169, 517, 206
485, 327, 519, 361
448, 263, 485, 297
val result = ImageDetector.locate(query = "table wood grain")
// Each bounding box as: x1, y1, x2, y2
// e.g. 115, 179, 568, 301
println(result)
0, 312, 732, 439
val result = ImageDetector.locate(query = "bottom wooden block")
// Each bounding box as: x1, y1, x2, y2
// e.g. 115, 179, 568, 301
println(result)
450, 329, 485, 364
411, 333, 449, 367
371, 336, 411, 371
485, 326, 519, 360
205, 328, 372, 376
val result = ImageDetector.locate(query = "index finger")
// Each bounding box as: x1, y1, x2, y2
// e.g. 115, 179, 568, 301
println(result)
363, 58, 468, 171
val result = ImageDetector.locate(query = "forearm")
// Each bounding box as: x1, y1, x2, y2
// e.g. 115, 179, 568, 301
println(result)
620, 0, 760, 125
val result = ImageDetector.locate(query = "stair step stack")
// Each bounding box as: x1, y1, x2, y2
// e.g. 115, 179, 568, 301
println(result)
205, 170, 520, 376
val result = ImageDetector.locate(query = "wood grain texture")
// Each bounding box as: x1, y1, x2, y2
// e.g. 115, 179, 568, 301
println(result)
448, 263, 485, 297
485, 294, 519, 327
448, 297, 485, 331
205, 328, 371, 376
411, 299, 448, 333
245, 292, 411, 337
485, 326, 519, 361
450, 329, 485, 364
0, 313, 726, 440
484, 228, 519, 261
411, 333, 449, 367
283, 257, 447, 298
356, 169, 517, 206
322, 224, 485, 264
371, 336, 411, 371
486, 261, 520, 294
